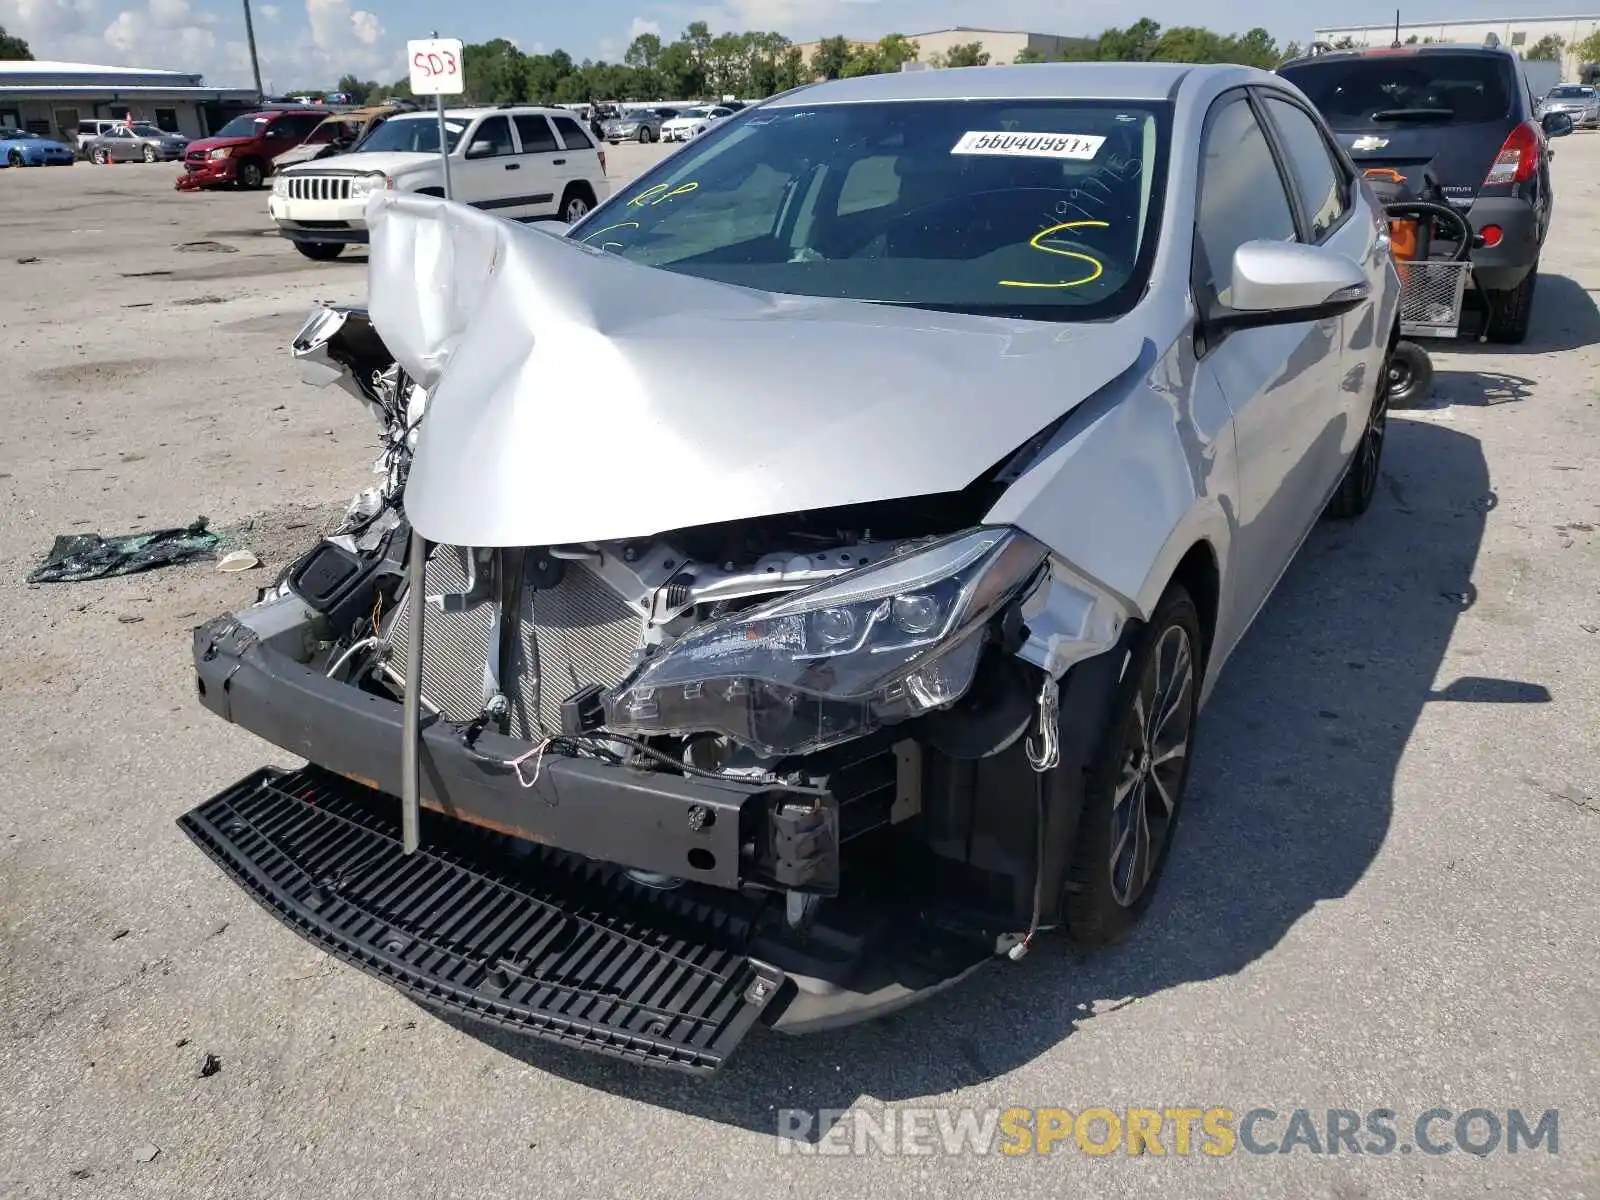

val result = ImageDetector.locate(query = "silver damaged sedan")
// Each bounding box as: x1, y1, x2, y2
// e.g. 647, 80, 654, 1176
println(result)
182, 63, 1401, 1073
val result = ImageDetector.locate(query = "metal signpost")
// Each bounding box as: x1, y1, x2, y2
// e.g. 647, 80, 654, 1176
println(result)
407, 35, 464, 201
398, 36, 462, 851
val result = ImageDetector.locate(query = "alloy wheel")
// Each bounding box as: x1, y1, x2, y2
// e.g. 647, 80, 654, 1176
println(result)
143, 145, 157, 162
564, 196, 591, 222
1356, 377, 1389, 502
1108, 624, 1195, 907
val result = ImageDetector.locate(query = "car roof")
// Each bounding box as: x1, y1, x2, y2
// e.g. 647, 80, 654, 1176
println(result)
388, 105, 575, 121
1280, 43, 1517, 70
765, 62, 1215, 108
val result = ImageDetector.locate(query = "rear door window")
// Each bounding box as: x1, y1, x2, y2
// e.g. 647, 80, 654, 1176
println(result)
551, 115, 594, 150
1279, 53, 1514, 129
514, 114, 559, 152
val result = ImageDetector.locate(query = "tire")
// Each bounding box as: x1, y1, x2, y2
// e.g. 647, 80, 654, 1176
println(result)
237, 159, 265, 190
1384, 339, 1433, 410
293, 241, 344, 261
559, 186, 593, 223
1482, 261, 1536, 344
636, 126, 650, 143
90, 148, 107, 165
1063, 586, 1202, 951
142, 145, 158, 163
1325, 355, 1390, 520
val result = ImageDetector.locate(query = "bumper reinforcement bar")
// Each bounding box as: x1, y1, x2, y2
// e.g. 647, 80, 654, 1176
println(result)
179, 765, 787, 1075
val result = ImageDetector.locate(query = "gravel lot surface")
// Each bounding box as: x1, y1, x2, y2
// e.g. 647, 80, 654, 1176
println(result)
1, 137, 1596, 1200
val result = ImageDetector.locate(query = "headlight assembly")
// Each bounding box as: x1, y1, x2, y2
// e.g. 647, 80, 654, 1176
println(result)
272, 174, 289, 196
348, 172, 387, 200
208, 146, 231, 159
604, 527, 1051, 757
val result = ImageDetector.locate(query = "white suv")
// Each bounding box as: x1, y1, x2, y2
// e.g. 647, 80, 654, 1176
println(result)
267, 105, 610, 261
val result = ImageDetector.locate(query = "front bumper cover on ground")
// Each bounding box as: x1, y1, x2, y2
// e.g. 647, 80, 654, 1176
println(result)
180, 765, 787, 1074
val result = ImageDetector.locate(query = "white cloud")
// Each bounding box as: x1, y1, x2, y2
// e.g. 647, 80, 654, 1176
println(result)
349, 7, 378, 44
259, 3, 280, 17
627, 16, 661, 40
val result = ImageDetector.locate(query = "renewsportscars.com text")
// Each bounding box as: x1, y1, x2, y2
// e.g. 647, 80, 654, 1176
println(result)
776, 1106, 1560, 1157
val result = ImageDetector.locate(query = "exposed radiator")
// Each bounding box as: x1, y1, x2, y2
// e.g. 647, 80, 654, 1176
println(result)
382, 546, 642, 738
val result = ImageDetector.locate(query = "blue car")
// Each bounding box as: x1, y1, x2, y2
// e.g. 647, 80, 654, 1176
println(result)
0, 128, 77, 167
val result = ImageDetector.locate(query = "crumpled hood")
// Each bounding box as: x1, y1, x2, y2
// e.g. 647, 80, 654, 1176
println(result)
365, 192, 1147, 547
186, 135, 256, 155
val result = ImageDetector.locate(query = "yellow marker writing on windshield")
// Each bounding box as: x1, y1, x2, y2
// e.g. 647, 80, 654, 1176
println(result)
579, 220, 640, 252
999, 219, 1109, 289
627, 181, 699, 207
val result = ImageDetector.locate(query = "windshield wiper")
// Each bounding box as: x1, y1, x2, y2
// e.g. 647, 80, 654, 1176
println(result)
1369, 107, 1456, 121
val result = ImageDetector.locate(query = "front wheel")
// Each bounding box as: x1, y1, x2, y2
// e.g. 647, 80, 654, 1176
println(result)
90, 147, 107, 165
142, 145, 158, 163
1325, 360, 1390, 520
293, 241, 344, 261
237, 160, 265, 190
1063, 586, 1202, 950
636, 126, 651, 143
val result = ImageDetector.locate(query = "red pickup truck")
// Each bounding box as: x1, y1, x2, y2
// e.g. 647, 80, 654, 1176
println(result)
176, 109, 324, 190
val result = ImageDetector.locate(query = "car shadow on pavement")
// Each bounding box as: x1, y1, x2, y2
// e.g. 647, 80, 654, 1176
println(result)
440, 417, 1540, 1131
1431, 369, 1535, 407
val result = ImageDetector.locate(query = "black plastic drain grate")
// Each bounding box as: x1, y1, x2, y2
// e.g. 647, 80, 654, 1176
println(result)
179, 766, 786, 1074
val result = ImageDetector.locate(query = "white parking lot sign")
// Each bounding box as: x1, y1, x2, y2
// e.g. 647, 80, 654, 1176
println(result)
406, 37, 463, 201
408, 39, 464, 95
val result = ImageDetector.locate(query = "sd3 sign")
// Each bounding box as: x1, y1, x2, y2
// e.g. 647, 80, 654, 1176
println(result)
408, 38, 464, 95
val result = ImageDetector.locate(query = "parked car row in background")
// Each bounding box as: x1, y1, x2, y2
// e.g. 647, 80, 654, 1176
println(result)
267, 105, 610, 259
0, 126, 75, 166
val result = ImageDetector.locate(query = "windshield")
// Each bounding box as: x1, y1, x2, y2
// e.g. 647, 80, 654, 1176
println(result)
357, 116, 465, 153
129, 122, 167, 136
1548, 86, 1594, 98
1279, 55, 1513, 128
214, 114, 270, 139
571, 99, 1169, 321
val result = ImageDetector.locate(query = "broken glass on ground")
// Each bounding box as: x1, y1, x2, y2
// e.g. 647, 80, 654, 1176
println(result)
27, 517, 221, 583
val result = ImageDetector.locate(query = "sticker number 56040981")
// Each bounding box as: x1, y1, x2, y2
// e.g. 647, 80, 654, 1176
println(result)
951, 131, 1106, 160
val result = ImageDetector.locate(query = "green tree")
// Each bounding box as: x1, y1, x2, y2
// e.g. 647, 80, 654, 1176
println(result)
937, 42, 990, 68
1224, 27, 1279, 68
1280, 40, 1303, 63
461, 38, 529, 104
1574, 29, 1600, 64
772, 45, 806, 92
1331, 36, 1360, 50
811, 35, 852, 80
1153, 27, 1227, 62
1015, 45, 1047, 63
625, 32, 662, 70
657, 40, 704, 97
1526, 34, 1565, 62
335, 74, 378, 103
1098, 19, 1162, 61
0, 24, 32, 59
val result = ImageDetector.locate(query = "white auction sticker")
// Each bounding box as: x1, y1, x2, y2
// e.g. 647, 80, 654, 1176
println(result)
951, 131, 1106, 160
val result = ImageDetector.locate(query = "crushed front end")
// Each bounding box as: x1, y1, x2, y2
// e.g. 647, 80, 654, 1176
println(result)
181, 231, 1138, 1074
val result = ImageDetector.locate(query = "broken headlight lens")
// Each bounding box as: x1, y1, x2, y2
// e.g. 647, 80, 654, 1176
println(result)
604, 527, 1048, 757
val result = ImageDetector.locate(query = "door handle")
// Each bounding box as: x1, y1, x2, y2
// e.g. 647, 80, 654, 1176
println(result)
552, 158, 566, 166
505, 162, 519, 170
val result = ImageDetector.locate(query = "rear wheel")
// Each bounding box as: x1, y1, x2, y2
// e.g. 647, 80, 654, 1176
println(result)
559, 185, 594, 223
293, 241, 344, 261
237, 159, 265, 190
1483, 261, 1536, 344
636, 126, 651, 143
1064, 586, 1202, 950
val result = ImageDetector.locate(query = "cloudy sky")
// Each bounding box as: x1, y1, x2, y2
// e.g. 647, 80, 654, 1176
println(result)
0, 0, 1568, 90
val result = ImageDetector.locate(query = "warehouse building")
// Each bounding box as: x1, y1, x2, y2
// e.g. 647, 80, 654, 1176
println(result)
1314, 15, 1600, 80
0, 60, 259, 144
793, 27, 1093, 71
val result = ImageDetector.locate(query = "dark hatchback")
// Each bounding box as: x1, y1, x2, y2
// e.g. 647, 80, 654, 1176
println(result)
1279, 42, 1573, 342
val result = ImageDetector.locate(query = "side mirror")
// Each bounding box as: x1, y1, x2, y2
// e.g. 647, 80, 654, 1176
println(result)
1542, 111, 1574, 138
465, 139, 495, 159
1208, 240, 1370, 334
